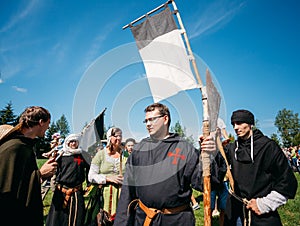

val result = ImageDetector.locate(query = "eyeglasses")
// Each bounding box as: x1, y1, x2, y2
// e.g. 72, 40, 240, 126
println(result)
143, 115, 164, 124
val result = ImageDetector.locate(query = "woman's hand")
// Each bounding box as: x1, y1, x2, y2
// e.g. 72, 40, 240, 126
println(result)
106, 174, 124, 185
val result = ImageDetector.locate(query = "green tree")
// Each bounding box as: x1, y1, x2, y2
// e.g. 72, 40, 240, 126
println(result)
253, 119, 260, 130
56, 114, 70, 138
270, 133, 281, 146
170, 121, 195, 146
274, 108, 300, 147
45, 115, 70, 141
0, 101, 17, 125
45, 122, 59, 141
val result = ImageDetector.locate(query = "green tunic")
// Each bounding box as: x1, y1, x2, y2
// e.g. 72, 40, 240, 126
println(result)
91, 148, 127, 215
85, 149, 128, 225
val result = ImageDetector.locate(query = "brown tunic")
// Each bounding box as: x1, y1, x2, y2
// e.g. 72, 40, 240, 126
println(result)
0, 134, 44, 226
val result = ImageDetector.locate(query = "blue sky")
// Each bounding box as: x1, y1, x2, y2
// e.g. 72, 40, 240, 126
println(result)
1, 0, 299, 142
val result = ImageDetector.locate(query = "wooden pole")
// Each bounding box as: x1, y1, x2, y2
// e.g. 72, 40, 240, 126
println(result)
171, 1, 211, 225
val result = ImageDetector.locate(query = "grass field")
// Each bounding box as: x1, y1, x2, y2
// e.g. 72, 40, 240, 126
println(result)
192, 174, 300, 226
38, 159, 300, 225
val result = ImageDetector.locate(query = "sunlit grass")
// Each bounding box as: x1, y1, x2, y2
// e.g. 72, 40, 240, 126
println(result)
38, 159, 300, 225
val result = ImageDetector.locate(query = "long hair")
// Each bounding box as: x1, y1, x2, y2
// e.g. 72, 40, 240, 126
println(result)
107, 127, 123, 153
19, 106, 51, 129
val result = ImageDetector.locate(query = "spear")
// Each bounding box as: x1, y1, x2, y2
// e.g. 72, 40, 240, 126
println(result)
169, 1, 222, 224
123, 1, 221, 224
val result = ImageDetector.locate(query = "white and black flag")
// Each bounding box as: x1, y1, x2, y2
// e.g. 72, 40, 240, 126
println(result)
79, 108, 106, 153
131, 6, 199, 102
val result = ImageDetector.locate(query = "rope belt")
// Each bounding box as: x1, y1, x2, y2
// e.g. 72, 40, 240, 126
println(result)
56, 184, 82, 208
138, 200, 190, 226
228, 189, 252, 226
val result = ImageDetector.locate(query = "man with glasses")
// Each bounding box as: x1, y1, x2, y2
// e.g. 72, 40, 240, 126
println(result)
114, 103, 216, 226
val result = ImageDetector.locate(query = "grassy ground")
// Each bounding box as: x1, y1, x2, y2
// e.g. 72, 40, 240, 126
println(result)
193, 173, 300, 226
38, 159, 300, 225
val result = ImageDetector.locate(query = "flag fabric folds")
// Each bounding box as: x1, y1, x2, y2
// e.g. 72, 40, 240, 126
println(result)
79, 108, 106, 152
131, 6, 199, 103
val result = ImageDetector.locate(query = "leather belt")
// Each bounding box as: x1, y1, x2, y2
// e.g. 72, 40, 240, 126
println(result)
56, 184, 82, 208
138, 200, 190, 226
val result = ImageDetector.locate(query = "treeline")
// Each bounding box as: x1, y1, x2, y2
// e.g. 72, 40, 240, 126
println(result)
1, 102, 300, 149
0, 101, 71, 156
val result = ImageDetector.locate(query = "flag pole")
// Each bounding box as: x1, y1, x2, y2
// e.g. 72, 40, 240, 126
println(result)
122, 0, 173, 30
171, 1, 211, 225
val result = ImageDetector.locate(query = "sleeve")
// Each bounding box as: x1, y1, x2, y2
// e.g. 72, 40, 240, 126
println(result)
88, 163, 106, 184
256, 190, 287, 214
114, 155, 137, 226
268, 141, 298, 199
88, 150, 106, 184
210, 151, 227, 190
190, 147, 203, 191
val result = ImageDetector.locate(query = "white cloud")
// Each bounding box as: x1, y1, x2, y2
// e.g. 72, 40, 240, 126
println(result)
188, 1, 246, 39
0, 78, 3, 84
0, 0, 39, 33
83, 21, 119, 69
12, 86, 27, 93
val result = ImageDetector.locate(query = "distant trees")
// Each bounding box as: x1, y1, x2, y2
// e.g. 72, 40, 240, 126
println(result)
274, 108, 300, 147
0, 101, 71, 155
170, 121, 195, 146
0, 101, 18, 125
1, 102, 299, 149
44, 115, 70, 141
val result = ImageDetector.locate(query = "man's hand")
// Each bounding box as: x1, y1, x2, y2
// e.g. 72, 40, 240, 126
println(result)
246, 199, 262, 215
39, 157, 58, 179
199, 135, 216, 152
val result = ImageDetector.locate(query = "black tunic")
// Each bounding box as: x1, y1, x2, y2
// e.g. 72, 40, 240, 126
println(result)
0, 134, 44, 226
46, 154, 89, 226
224, 129, 297, 226
114, 133, 202, 226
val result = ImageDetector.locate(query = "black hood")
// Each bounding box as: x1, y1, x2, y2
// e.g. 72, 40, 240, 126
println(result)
235, 129, 266, 163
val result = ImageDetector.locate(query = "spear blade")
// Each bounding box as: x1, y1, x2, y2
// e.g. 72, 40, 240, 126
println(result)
206, 69, 221, 132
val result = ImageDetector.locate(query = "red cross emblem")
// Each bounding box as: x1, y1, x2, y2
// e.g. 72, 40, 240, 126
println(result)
74, 155, 83, 165
167, 148, 186, 165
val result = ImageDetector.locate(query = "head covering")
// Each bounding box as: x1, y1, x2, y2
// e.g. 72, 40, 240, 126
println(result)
62, 133, 82, 156
106, 127, 114, 146
51, 132, 61, 140
231, 109, 255, 125
0, 125, 14, 141
231, 109, 255, 163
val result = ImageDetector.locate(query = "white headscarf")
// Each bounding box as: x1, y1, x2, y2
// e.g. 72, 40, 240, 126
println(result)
106, 127, 114, 146
62, 133, 82, 156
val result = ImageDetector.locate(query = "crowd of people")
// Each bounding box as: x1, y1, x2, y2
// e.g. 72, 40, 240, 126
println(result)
283, 145, 300, 173
0, 105, 298, 226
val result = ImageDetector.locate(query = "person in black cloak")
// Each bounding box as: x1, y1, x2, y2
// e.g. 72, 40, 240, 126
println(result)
0, 106, 57, 226
46, 133, 90, 226
114, 103, 217, 226
224, 109, 298, 226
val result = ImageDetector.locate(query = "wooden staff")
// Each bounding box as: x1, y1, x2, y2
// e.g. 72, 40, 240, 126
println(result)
171, 1, 211, 225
